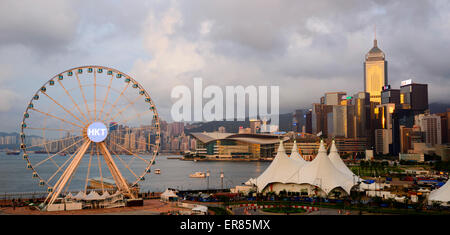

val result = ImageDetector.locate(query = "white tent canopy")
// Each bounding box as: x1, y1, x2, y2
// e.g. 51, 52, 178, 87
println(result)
84, 191, 102, 200
245, 178, 256, 186
428, 180, 450, 203
358, 182, 387, 191
73, 191, 86, 200
253, 140, 303, 191
328, 140, 362, 183
100, 191, 111, 199
290, 140, 308, 167
288, 140, 356, 194
250, 139, 359, 195
161, 189, 179, 201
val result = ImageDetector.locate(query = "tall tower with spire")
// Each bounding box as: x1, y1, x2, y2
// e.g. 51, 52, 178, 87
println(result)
364, 28, 388, 103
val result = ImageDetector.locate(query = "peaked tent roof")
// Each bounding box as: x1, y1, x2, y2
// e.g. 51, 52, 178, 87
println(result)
254, 140, 303, 191
328, 140, 358, 178
161, 189, 179, 199
428, 180, 450, 203
100, 191, 111, 199
287, 140, 356, 194
290, 140, 308, 167
84, 190, 102, 200
73, 191, 86, 200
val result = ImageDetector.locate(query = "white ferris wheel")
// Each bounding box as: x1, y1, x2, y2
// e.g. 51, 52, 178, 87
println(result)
20, 65, 161, 209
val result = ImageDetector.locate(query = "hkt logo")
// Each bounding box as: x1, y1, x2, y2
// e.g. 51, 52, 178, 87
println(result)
87, 122, 108, 142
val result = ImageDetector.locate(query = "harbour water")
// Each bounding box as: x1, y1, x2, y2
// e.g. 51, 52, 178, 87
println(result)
0, 153, 269, 193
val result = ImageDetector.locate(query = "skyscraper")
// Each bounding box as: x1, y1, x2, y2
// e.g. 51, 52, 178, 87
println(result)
400, 82, 428, 112
415, 113, 442, 146
364, 35, 388, 103
381, 85, 400, 107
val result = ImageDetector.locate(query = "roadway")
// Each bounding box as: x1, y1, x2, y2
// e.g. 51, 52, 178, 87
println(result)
231, 206, 354, 215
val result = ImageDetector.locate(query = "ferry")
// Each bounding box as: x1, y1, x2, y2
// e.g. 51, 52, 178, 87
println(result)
155, 169, 161, 174
6, 150, 20, 155
189, 172, 206, 178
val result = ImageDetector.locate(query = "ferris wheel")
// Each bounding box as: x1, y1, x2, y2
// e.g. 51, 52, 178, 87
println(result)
20, 65, 160, 208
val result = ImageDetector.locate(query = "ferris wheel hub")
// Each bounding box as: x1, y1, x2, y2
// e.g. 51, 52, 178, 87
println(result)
86, 121, 108, 143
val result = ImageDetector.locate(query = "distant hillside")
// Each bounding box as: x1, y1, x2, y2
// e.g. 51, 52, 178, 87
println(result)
0, 132, 19, 137
429, 103, 450, 114
184, 120, 250, 134
184, 112, 295, 134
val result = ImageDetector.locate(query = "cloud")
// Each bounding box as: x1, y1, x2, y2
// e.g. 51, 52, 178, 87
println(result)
0, 0, 449, 130
0, 89, 19, 112
0, 0, 78, 53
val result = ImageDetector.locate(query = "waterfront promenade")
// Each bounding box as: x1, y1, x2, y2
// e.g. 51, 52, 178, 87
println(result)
0, 199, 191, 215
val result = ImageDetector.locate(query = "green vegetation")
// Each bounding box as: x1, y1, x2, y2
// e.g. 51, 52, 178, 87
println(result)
261, 207, 306, 214
350, 161, 403, 176
432, 161, 450, 172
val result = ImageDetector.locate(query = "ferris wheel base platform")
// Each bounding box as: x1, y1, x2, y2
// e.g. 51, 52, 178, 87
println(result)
125, 198, 144, 207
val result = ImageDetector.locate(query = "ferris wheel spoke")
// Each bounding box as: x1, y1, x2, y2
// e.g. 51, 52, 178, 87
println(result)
34, 138, 85, 168
84, 145, 94, 193
98, 74, 114, 121
114, 135, 156, 149
96, 145, 105, 193
97, 142, 134, 198
25, 134, 82, 149
41, 91, 86, 126
101, 83, 130, 123
24, 127, 81, 133
94, 70, 97, 121
108, 147, 139, 179
46, 140, 91, 205
108, 109, 153, 130
126, 157, 137, 170
110, 141, 149, 164
57, 80, 90, 123
106, 95, 142, 123
75, 71, 93, 122
29, 107, 84, 129
46, 146, 80, 184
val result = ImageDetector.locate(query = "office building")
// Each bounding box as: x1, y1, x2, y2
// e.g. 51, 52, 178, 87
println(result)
364, 36, 388, 103
324, 92, 347, 106
400, 81, 428, 112
415, 113, 442, 146
381, 85, 400, 107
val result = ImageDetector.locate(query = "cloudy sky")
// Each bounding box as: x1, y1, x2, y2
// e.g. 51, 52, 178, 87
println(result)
0, 0, 449, 132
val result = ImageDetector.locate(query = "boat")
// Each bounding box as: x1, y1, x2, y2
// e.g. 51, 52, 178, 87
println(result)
189, 172, 206, 178
58, 152, 67, 156
6, 150, 20, 155
155, 169, 161, 174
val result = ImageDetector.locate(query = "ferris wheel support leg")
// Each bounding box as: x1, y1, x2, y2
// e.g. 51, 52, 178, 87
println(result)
98, 142, 135, 199
46, 140, 91, 206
